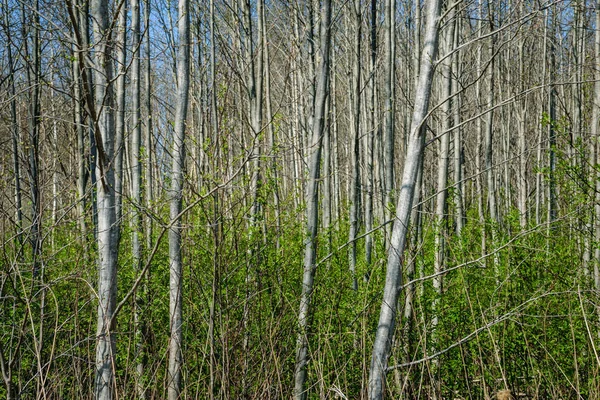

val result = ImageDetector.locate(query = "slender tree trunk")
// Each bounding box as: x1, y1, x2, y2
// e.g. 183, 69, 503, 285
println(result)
4, 0, 23, 250
208, 1, 219, 398
114, 0, 127, 233
294, 0, 331, 397
593, 0, 600, 305
383, 0, 396, 245
129, 0, 146, 396
3, 1, 20, 396
24, 2, 47, 395
431, 7, 455, 397
262, 2, 281, 249
89, 0, 119, 397
167, 0, 190, 397
476, 0, 486, 261
547, 7, 557, 226
144, 0, 153, 255
365, 0, 377, 269
369, 0, 442, 397
349, 0, 361, 292
453, 15, 464, 235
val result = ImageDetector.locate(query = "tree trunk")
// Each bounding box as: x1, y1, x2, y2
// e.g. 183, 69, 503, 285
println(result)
167, 0, 190, 398
593, 0, 600, 307
349, 0, 361, 292
383, 0, 396, 245
431, 7, 455, 396
114, 0, 127, 233
90, 0, 119, 398
294, 0, 331, 397
365, 0, 377, 269
4, 0, 23, 250
368, 0, 441, 397
129, 0, 146, 395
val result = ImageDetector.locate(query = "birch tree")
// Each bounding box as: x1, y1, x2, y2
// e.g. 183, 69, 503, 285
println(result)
369, 0, 442, 397
87, 0, 119, 397
167, 0, 190, 397
294, 0, 332, 397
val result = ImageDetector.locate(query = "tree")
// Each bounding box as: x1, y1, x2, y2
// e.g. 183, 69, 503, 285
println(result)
369, 0, 442, 397
294, 0, 332, 397
167, 0, 190, 397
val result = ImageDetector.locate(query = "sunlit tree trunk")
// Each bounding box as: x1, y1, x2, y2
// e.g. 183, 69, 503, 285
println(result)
88, 0, 119, 397
114, 0, 127, 233
593, 0, 600, 309
349, 0, 361, 292
431, 6, 455, 396
383, 0, 396, 245
369, 0, 441, 396
167, 0, 190, 398
365, 0, 377, 268
294, 0, 331, 397
3, 0, 23, 251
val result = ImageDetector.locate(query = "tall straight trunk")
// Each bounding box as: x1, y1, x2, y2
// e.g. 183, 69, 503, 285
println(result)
262, 2, 281, 248
369, 0, 442, 397
129, 0, 146, 396
114, 0, 127, 231
431, 9, 455, 396
485, 12, 496, 226
25, 0, 42, 280
24, 2, 47, 395
294, 0, 331, 397
475, 0, 486, 260
517, 36, 527, 230
167, 0, 190, 397
536, 10, 548, 226
3, 1, 19, 396
4, 0, 23, 249
593, 0, 600, 297
240, 0, 264, 392
452, 16, 463, 235
384, 0, 396, 245
349, 0, 361, 292
547, 7, 557, 226
208, 0, 219, 397
89, 0, 119, 398
144, 0, 153, 254
73, 50, 89, 261
365, 0, 376, 268
485, 8, 499, 275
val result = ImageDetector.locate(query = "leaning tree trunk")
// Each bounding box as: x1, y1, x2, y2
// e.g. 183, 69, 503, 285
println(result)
368, 0, 442, 397
294, 0, 332, 397
167, 0, 190, 397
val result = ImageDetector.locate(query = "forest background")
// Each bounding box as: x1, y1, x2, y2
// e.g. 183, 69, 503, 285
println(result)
1, 0, 600, 398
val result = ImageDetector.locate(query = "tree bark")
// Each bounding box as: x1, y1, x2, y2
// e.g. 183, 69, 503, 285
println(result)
431, 7, 455, 396
383, 0, 396, 245
368, 0, 441, 397
294, 0, 332, 397
89, 0, 119, 397
349, 0, 361, 292
167, 0, 190, 397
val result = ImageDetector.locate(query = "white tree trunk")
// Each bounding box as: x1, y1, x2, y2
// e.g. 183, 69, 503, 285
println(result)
167, 0, 190, 397
368, 0, 441, 397
90, 0, 118, 398
294, 0, 331, 397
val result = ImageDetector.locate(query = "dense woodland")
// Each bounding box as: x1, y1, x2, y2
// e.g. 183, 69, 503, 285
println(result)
2, 0, 600, 398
